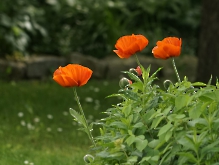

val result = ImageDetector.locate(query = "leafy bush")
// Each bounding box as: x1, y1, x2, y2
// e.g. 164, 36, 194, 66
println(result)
88, 66, 219, 164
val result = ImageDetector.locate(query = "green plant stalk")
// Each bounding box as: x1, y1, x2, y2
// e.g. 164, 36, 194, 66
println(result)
73, 88, 96, 147
135, 54, 141, 67
172, 58, 181, 83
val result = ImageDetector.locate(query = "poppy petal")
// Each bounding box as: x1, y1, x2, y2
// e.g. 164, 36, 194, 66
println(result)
114, 34, 149, 58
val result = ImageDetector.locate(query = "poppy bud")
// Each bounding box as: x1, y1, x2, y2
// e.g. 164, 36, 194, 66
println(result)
129, 68, 138, 76
119, 77, 132, 89
135, 66, 142, 76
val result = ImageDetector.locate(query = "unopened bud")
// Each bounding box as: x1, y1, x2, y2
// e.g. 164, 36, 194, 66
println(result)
129, 68, 138, 76
119, 77, 132, 88
135, 66, 142, 76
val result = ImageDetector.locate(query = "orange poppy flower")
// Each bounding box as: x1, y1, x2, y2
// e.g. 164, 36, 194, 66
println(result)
53, 64, 93, 87
113, 34, 149, 58
152, 37, 182, 59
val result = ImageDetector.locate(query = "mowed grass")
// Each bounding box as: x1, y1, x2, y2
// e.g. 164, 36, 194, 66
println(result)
0, 79, 119, 165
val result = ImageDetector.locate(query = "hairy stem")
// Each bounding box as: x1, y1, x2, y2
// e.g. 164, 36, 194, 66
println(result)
172, 58, 181, 83
73, 88, 96, 146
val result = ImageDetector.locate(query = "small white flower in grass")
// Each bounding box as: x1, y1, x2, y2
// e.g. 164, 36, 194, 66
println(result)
24, 160, 29, 164
27, 123, 35, 130
103, 81, 109, 86
21, 120, 26, 126
89, 86, 94, 90
57, 127, 63, 132
34, 117, 40, 123
18, 112, 24, 117
63, 111, 68, 116
85, 97, 93, 103
95, 99, 100, 105
94, 105, 100, 110
94, 87, 99, 92
47, 114, 53, 119
47, 127, 52, 132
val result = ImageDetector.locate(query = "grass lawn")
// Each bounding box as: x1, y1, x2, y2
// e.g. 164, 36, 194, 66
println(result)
0, 79, 119, 165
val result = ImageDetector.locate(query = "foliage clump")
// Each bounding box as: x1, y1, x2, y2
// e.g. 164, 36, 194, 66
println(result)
90, 66, 219, 164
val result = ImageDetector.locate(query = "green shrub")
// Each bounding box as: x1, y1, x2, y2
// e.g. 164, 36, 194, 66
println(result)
88, 64, 219, 164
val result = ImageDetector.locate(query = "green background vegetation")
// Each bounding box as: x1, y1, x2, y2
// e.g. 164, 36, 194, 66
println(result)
0, 0, 200, 58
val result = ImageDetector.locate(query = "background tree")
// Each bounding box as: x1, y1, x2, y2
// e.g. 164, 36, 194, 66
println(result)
196, 0, 219, 83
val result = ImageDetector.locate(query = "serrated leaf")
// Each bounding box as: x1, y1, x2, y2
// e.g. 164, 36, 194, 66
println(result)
118, 89, 140, 101
69, 108, 85, 127
122, 71, 143, 83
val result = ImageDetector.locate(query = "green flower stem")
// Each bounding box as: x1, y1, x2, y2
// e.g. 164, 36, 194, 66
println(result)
73, 88, 96, 147
135, 54, 141, 67
172, 58, 181, 83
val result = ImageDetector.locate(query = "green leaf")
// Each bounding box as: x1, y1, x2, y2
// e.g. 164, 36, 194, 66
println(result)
165, 130, 172, 142
118, 89, 140, 101
158, 122, 173, 136
189, 102, 208, 119
139, 156, 151, 163
177, 136, 197, 153
151, 116, 165, 129
135, 135, 148, 152
131, 81, 143, 91
110, 121, 127, 129
175, 95, 190, 111
127, 156, 138, 163
192, 82, 206, 86
122, 71, 143, 83
177, 152, 198, 163
148, 139, 160, 148
133, 122, 144, 128
201, 140, 219, 155
208, 75, 212, 85
69, 108, 85, 127
126, 135, 135, 146
142, 65, 150, 81
187, 118, 208, 127
122, 105, 132, 117
150, 67, 162, 79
